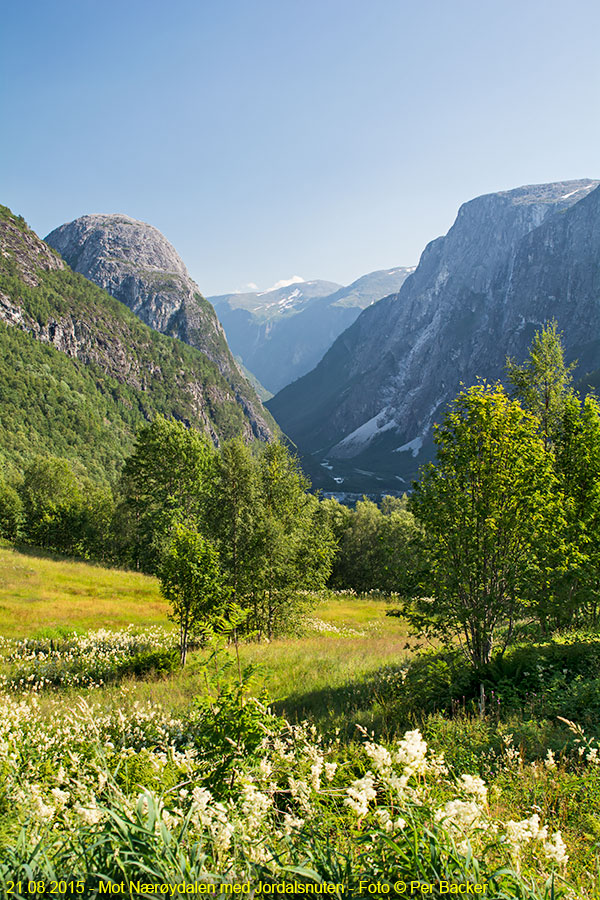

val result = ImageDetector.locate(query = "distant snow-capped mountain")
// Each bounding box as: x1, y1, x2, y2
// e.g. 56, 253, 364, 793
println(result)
209, 268, 415, 393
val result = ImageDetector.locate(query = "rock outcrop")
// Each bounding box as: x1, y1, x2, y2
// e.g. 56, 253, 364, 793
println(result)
0, 206, 276, 463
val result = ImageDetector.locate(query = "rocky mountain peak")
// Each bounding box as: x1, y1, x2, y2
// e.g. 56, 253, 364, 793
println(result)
47, 213, 189, 280
45, 213, 275, 441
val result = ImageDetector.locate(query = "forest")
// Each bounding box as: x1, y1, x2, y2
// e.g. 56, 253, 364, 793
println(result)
1, 323, 600, 897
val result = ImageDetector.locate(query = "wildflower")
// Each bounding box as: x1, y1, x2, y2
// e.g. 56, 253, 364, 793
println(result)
259, 757, 272, 780
544, 749, 556, 770
324, 761, 337, 781
344, 773, 376, 818
241, 780, 272, 833
310, 759, 323, 791
282, 813, 304, 835
544, 831, 568, 865
435, 799, 482, 830
50, 787, 69, 808
365, 741, 393, 773
459, 774, 487, 803
74, 798, 102, 826
375, 808, 393, 832
288, 777, 311, 811
505, 813, 548, 851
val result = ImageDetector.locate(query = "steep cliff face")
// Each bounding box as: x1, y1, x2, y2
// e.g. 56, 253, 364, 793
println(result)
45, 214, 273, 439
267, 180, 600, 493
0, 206, 276, 481
210, 268, 414, 393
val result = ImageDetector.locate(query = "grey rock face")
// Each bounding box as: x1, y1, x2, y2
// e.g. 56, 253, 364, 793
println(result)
210, 268, 414, 393
45, 214, 274, 440
267, 180, 600, 492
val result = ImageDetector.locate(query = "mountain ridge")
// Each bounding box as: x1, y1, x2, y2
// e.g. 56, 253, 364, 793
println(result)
0, 205, 275, 482
267, 179, 600, 493
210, 267, 415, 393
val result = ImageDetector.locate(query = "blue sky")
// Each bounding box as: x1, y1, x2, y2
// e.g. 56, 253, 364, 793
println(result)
2, 0, 599, 295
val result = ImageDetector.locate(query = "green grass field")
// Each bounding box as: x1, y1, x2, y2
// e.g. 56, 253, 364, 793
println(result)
0, 541, 167, 637
0, 542, 416, 732
1, 543, 598, 895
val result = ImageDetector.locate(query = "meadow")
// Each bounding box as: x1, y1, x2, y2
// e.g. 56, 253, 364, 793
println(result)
0, 542, 598, 898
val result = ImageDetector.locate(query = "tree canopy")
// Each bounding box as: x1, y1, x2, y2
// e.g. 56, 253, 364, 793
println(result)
409, 383, 565, 667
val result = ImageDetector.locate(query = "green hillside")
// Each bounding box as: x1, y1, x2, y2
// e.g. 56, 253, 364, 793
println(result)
0, 205, 274, 482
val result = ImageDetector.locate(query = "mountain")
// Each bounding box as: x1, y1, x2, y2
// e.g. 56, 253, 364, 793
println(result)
267, 180, 600, 494
210, 268, 414, 393
0, 206, 275, 483
44, 214, 270, 435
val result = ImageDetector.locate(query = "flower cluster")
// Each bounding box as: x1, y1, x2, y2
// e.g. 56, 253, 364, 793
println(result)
0, 679, 576, 890
0, 626, 178, 690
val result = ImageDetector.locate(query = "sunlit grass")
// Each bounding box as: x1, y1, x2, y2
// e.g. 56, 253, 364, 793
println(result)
0, 542, 167, 637
0, 543, 421, 733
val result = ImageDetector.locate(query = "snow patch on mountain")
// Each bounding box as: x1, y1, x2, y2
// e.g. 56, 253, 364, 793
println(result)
334, 408, 398, 452
394, 436, 423, 457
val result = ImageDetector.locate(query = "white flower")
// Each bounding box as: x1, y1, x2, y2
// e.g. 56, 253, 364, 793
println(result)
283, 812, 304, 835
191, 786, 212, 812
365, 741, 393, 773
259, 757, 272, 780
395, 730, 428, 775
324, 761, 337, 781
50, 787, 69, 808
505, 813, 548, 850
75, 798, 102, 826
288, 776, 311, 810
459, 773, 487, 803
436, 799, 482, 830
344, 773, 376, 818
375, 808, 393, 832
544, 831, 568, 865
241, 780, 272, 833
544, 750, 556, 770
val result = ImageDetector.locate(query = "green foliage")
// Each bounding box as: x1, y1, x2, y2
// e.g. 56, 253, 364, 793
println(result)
251, 442, 336, 637
0, 205, 267, 492
0, 478, 22, 540
118, 416, 214, 572
203, 437, 262, 605
409, 383, 565, 667
18, 456, 114, 560
159, 524, 229, 665
507, 320, 575, 450
325, 495, 423, 593
187, 615, 282, 791
548, 393, 600, 628
205, 440, 335, 638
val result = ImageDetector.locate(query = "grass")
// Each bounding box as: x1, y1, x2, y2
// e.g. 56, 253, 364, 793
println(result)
0, 543, 420, 734
0, 541, 167, 637
1, 543, 599, 893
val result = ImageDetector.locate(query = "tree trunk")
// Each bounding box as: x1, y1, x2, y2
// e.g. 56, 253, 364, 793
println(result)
478, 682, 486, 719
